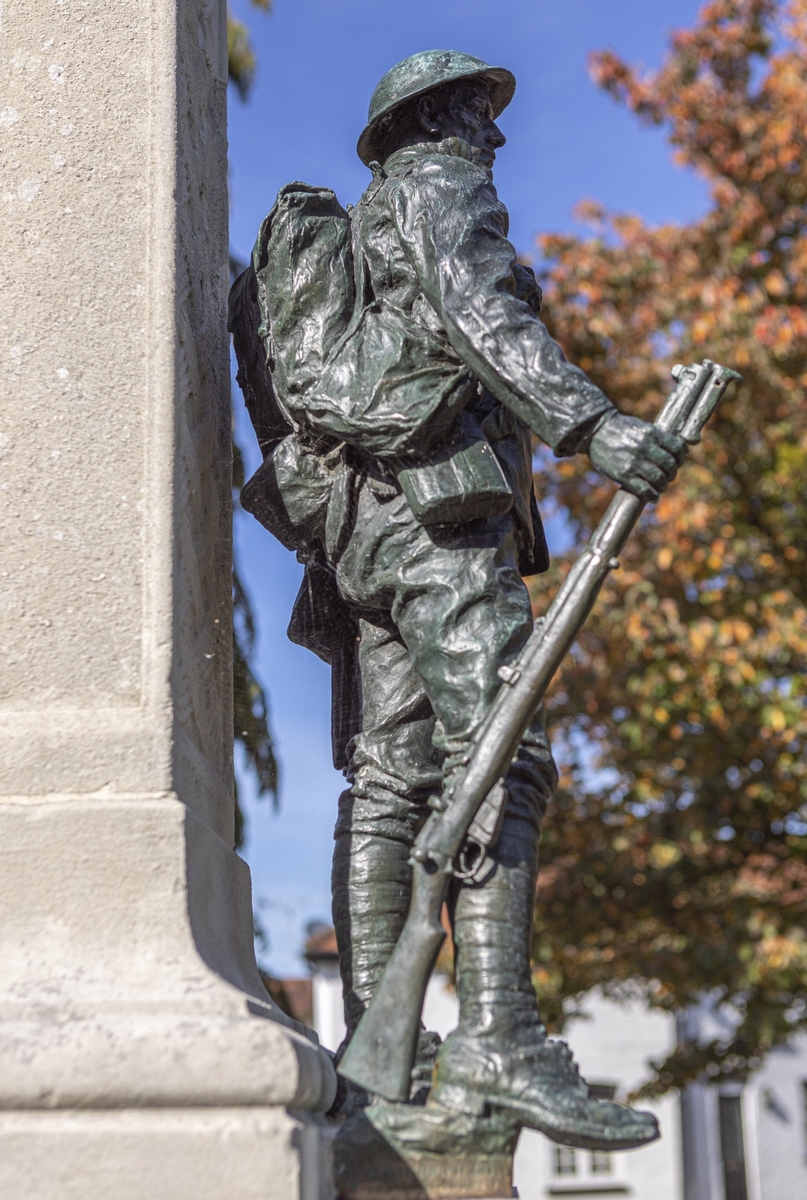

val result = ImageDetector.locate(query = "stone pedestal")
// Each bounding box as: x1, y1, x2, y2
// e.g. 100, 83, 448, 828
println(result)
0, 2, 336, 1196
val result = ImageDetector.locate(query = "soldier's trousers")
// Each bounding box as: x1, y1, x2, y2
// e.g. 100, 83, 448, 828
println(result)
331, 483, 558, 1042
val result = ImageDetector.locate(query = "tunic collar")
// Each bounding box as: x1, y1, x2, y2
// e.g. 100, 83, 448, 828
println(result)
383, 138, 494, 179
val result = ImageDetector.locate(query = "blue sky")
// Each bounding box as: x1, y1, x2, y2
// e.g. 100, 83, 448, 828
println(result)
228, 0, 708, 977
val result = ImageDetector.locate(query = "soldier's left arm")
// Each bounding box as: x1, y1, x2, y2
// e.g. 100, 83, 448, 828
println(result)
391, 157, 615, 457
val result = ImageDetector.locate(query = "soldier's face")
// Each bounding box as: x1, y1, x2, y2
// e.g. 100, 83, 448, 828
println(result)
442, 84, 506, 166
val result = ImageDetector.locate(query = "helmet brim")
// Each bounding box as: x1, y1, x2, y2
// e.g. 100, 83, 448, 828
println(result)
356, 66, 515, 167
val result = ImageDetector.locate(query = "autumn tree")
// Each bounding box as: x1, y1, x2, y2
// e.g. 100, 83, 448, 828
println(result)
531, 0, 807, 1093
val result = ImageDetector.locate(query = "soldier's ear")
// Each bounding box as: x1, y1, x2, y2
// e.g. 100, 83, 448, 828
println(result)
415, 94, 442, 138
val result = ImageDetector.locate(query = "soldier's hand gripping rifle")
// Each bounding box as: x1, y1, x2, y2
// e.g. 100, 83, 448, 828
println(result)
338, 360, 741, 1103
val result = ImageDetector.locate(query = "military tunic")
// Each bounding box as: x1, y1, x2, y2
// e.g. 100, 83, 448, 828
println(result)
323, 139, 619, 1032
326, 136, 616, 787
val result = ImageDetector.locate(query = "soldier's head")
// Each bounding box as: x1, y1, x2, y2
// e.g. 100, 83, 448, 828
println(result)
358, 51, 515, 169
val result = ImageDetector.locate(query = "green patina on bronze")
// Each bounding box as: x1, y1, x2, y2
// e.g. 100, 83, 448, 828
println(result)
228, 49, 738, 1193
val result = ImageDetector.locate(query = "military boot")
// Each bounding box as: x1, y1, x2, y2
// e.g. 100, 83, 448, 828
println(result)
430, 798, 659, 1151
331, 803, 439, 1103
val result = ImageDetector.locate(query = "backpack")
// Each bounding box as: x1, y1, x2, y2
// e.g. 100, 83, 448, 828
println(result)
228, 182, 355, 554
229, 183, 362, 772
230, 171, 480, 463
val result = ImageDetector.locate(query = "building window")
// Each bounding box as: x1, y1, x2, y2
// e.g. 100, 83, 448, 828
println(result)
718, 1093, 749, 1200
590, 1150, 612, 1175
554, 1146, 577, 1176
588, 1083, 617, 1101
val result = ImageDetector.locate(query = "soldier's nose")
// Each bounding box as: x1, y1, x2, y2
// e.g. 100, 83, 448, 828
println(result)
488, 122, 506, 150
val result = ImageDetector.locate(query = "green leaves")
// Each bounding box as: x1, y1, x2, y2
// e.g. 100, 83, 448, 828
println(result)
227, 1, 273, 101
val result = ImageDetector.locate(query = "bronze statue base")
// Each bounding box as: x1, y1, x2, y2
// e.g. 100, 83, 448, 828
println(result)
332, 1100, 518, 1200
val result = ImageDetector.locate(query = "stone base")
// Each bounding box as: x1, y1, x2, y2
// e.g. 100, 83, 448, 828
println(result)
0, 796, 336, 1200
0, 1108, 331, 1200
0, 798, 335, 1112
333, 1104, 516, 1200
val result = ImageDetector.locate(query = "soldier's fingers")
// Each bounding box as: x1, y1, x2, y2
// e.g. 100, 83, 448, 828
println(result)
654, 428, 687, 464
641, 439, 679, 479
634, 459, 670, 491
624, 475, 660, 504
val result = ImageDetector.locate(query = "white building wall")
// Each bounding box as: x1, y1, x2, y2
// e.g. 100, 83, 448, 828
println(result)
421, 972, 461, 1043
740, 1037, 807, 1200
311, 962, 346, 1058
679, 1004, 807, 1200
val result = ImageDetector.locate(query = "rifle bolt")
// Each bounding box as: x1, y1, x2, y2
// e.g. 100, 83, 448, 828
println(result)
609, 557, 620, 570
497, 664, 521, 685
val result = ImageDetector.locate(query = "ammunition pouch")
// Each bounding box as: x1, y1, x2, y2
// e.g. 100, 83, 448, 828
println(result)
396, 412, 513, 526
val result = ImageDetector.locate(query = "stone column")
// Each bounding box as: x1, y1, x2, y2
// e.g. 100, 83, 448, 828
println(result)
0, 2, 336, 1196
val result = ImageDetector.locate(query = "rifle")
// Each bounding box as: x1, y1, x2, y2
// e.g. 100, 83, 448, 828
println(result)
338, 359, 741, 1102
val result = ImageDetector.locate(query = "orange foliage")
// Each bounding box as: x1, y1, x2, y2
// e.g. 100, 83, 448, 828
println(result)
530, 0, 807, 1094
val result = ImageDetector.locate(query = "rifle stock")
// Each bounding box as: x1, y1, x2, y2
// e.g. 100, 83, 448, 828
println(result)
338, 360, 741, 1101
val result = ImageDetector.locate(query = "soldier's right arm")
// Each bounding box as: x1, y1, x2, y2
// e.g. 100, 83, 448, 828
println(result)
392, 155, 686, 499
391, 155, 616, 458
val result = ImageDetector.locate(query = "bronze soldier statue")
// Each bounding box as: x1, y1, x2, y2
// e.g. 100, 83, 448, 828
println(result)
231, 50, 689, 1152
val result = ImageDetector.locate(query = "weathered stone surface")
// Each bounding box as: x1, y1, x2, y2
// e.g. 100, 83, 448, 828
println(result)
0, 0, 233, 829
0, 799, 334, 1111
0, 1108, 332, 1200
0, 0, 335, 1193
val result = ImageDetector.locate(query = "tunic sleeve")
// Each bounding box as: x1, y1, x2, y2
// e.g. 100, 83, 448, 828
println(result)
391, 157, 616, 455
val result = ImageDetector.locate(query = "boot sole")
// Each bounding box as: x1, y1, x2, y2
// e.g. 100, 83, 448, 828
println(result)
431, 1081, 660, 1152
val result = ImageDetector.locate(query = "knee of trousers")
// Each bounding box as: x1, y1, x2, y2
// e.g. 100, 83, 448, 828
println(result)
332, 791, 418, 935
333, 781, 430, 847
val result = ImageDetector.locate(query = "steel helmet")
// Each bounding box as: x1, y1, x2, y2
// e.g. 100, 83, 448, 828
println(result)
357, 49, 516, 166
